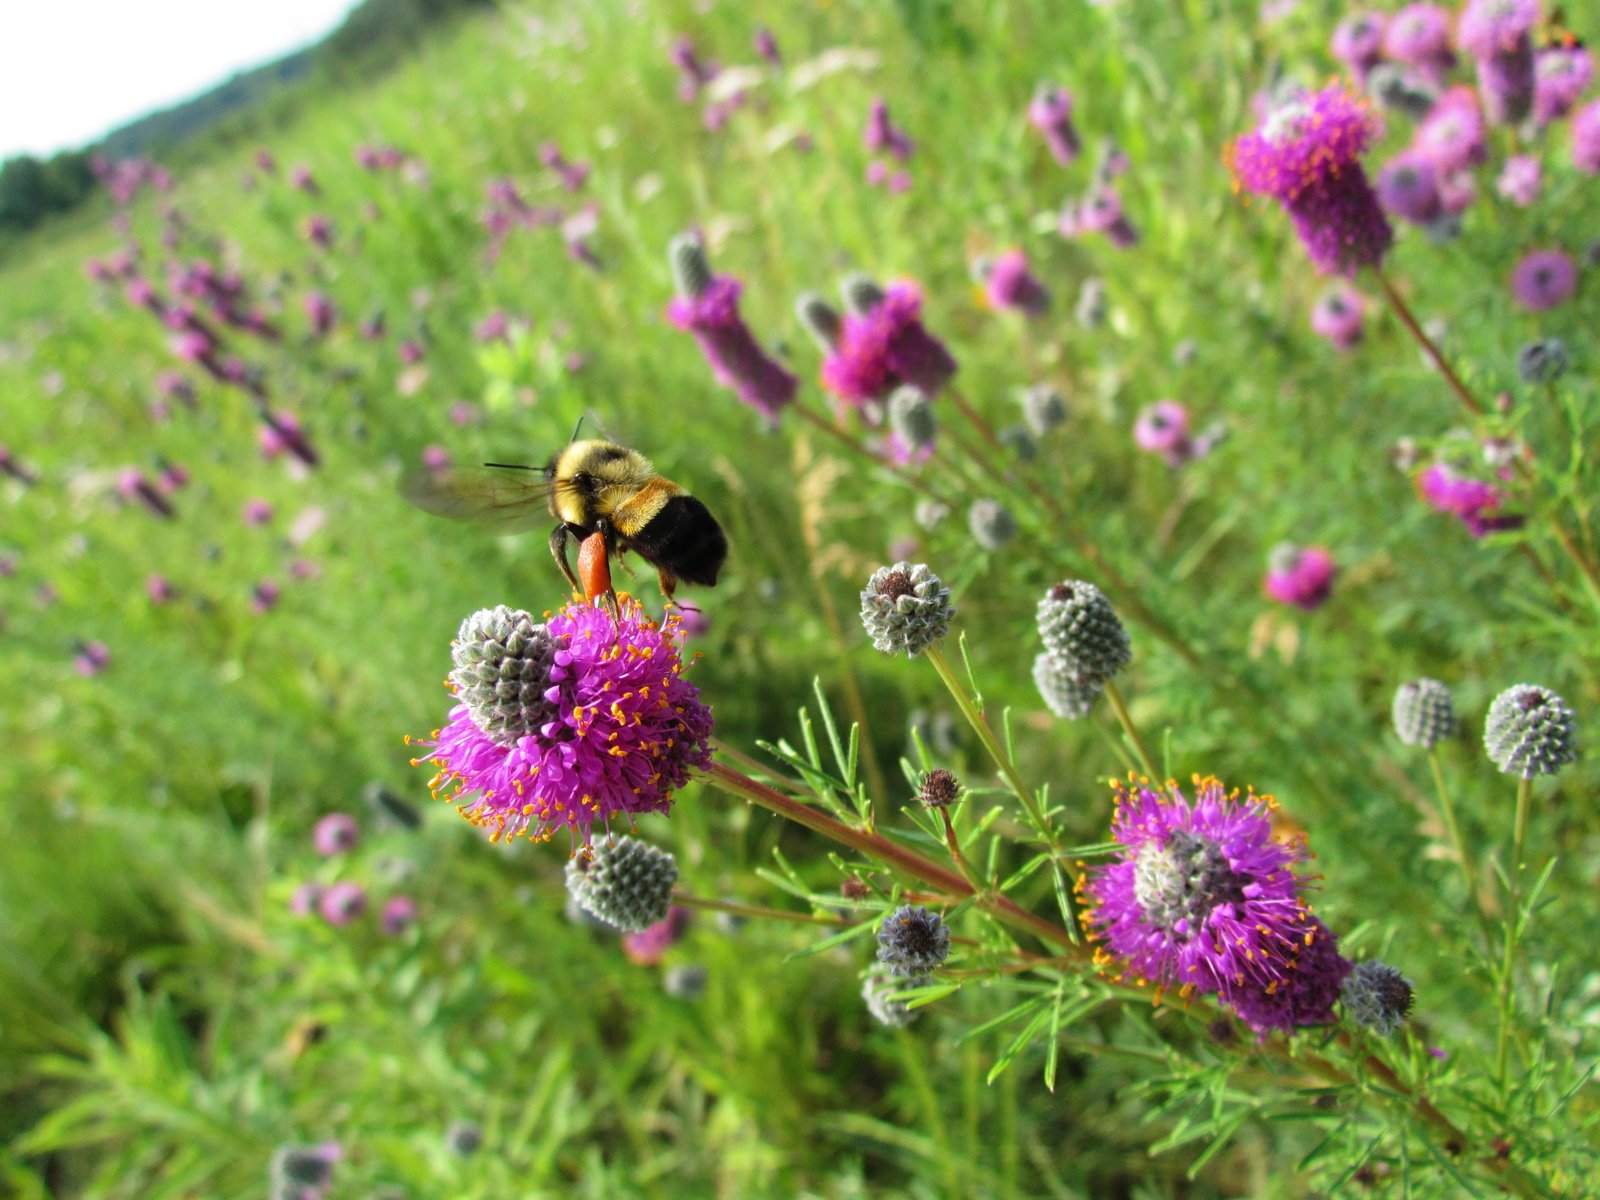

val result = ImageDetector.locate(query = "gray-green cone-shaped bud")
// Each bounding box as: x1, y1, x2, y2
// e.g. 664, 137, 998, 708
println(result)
840, 272, 887, 316
1019, 383, 1068, 435
564, 836, 678, 932
1392, 678, 1455, 749
967, 497, 1016, 550
1516, 338, 1568, 385
450, 607, 566, 745
795, 292, 843, 350
1035, 580, 1131, 685
913, 498, 949, 530
1074, 277, 1107, 329
876, 903, 950, 976
1340, 960, 1413, 1037
999, 424, 1037, 462
271, 1146, 335, 1192
1032, 651, 1103, 719
888, 386, 936, 452
668, 233, 713, 299
1484, 684, 1579, 778
444, 1121, 483, 1156
861, 963, 927, 1027
663, 963, 709, 1000
860, 562, 953, 657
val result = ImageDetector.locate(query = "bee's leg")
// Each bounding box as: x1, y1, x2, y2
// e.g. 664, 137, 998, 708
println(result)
549, 524, 582, 595
655, 568, 683, 609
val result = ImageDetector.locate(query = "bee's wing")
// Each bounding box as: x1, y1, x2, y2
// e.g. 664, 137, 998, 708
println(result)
398, 466, 556, 534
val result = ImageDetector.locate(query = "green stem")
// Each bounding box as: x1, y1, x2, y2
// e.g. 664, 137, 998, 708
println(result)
922, 642, 1050, 834
1426, 749, 1493, 945
671, 891, 848, 925
1495, 775, 1534, 1091
1371, 267, 1485, 417
1103, 679, 1158, 779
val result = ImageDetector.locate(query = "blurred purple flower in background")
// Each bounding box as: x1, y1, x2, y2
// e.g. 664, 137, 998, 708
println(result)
1510, 249, 1577, 311
1264, 543, 1337, 610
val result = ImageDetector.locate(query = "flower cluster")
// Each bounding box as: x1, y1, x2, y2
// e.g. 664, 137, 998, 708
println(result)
414, 596, 714, 844
1083, 777, 1350, 1034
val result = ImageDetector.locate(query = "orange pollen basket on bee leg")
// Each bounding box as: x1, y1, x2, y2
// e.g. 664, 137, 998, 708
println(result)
578, 530, 611, 606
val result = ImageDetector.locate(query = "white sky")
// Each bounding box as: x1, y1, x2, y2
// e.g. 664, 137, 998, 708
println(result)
0, 0, 365, 160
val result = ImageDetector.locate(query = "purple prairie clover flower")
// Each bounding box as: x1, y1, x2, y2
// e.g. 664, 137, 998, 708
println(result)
303, 291, 336, 338
1459, 0, 1538, 126
303, 215, 333, 250
290, 164, 318, 193
1310, 285, 1366, 350
981, 249, 1051, 316
252, 580, 281, 614
1224, 916, 1352, 1035
1382, 4, 1456, 83
73, 641, 112, 677
380, 896, 418, 935
1082, 777, 1321, 1004
1497, 155, 1541, 207
1229, 84, 1392, 276
622, 905, 690, 965
242, 499, 273, 527
319, 881, 366, 926
1376, 152, 1442, 225
474, 310, 511, 342
1571, 99, 1600, 174
399, 339, 425, 364
1264, 544, 1337, 609
1413, 86, 1487, 175
665, 236, 798, 425
259, 411, 318, 467
864, 97, 915, 160
754, 26, 781, 66
1534, 46, 1595, 126
1133, 400, 1191, 465
1067, 186, 1139, 248
289, 882, 323, 917
116, 467, 174, 518
147, 574, 177, 604
313, 813, 359, 856
1417, 462, 1523, 537
0, 444, 38, 485
1511, 249, 1578, 312
822, 281, 958, 405
1331, 12, 1387, 86
254, 148, 276, 174
412, 596, 714, 846
1028, 86, 1081, 165
422, 445, 451, 471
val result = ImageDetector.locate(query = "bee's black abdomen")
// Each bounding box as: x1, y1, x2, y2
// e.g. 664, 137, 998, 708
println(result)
635, 495, 727, 586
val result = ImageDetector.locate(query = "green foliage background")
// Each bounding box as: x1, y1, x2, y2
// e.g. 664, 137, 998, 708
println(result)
1, 0, 1597, 1195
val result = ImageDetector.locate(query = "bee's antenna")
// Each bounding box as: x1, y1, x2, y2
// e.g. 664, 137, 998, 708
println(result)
569, 414, 586, 444
483, 462, 540, 471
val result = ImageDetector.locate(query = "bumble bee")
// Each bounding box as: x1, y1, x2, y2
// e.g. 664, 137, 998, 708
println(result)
400, 439, 727, 606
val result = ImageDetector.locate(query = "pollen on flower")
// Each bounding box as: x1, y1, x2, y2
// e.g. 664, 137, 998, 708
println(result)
411, 595, 714, 842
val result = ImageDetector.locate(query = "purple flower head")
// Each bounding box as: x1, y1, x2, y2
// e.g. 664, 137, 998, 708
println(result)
1224, 916, 1352, 1035
319, 881, 366, 926
242, 498, 273, 527
622, 905, 690, 965
1084, 777, 1321, 1005
1376, 151, 1442, 224
981, 249, 1051, 316
252, 580, 281, 615
1229, 85, 1392, 275
474, 310, 511, 342
290, 164, 318, 194
667, 275, 796, 423
381, 896, 418, 935
289, 882, 323, 917
1028, 86, 1081, 165
1310, 285, 1365, 350
116, 467, 174, 518
1331, 12, 1387, 85
1496, 154, 1541, 207
1573, 99, 1600, 173
822, 281, 957, 406
864, 97, 915, 160
313, 813, 359, 857
303, 215, 333, 250
1534, 46, 1595, 125
1417, 462, 1522, 537
73, 640, 112, 677
1069, 186, 1140, 248
1382, 5, 1456, 82
754, 26, 781, 66
1133, 400, 1192, 465
399, 339, 425, 364
1264, 543, 1337, 609
147, 574, 177, 604
1460, 0, 1538, 124
414, 597, 714, 846
1511, 249, 1578, 311
259, 411, 318, 468
1413, 86, 1487, 174
303, 291, 336, 338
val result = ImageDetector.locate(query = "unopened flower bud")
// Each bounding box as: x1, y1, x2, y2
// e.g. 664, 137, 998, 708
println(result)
1035, 581, 1131, 685
450, 607, 565, 745
1484, 684, 1579, 778
1341, 960, 1414, 1036
877, 904, 950, 976
967, 498, 1016, 550
860, 562, 954, 656
1392, 678, 1455, 749
564, 837, 678, 932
